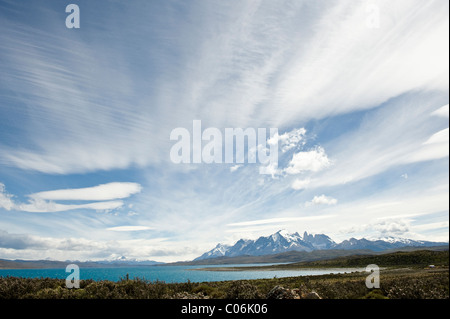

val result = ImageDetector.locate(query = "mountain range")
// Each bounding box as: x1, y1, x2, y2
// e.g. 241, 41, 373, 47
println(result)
195, 230, 448, 260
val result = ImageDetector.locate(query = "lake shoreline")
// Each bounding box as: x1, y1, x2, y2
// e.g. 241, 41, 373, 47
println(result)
190, 266, 367, 272
0, 263, 362, 283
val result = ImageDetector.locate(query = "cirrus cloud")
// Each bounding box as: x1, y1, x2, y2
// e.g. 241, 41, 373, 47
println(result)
106, 226, 153, 232
0, 182, 141, 213
29, 182, 142, 201
431, 104, 449, 118
291, 178, 311, 190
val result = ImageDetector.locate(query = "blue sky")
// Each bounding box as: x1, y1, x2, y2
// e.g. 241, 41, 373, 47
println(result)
0, 0, 448, 262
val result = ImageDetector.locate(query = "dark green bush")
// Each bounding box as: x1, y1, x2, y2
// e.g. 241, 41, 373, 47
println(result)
224, 280, 263, 299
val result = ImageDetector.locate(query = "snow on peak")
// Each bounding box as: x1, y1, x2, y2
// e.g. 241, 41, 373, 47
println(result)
368, 236, 417, 244
273, 229, 302, 242
214, 244, 229, 254
277, 229, 290, 237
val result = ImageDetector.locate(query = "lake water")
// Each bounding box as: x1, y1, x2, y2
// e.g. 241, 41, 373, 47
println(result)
0, 264, 365, 283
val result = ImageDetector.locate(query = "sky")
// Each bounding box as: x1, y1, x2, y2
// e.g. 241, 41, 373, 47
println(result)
0, 0, 448, 263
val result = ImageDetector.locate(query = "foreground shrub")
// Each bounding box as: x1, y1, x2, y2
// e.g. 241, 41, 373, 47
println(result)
225, 280, 262, 299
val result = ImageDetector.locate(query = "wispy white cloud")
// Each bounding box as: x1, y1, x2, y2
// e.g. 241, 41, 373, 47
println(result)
272, 0, 449, 126
406, 128, 449, 164
106, 226, 153, 232
325, 189, 449, 242
291, 178, 311, 190
412, 221, 449, 232
431, 104, 449, 118
0, 182, 140, 213
423, 128, 449, 146
304, 95, 449, 189
17, 199, 124, 213
227, 215, 333, 227
29, 182, 142, 201
339, 218, 449, 241
339, 218, 411, 238
0, 183, 15, 211
268, 128, 307, 153
230, 165, 242, 173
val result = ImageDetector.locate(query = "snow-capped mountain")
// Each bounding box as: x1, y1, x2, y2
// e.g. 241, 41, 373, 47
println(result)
333, 236, 443, 251
368, 236, 428, 245
194, 230, 336, 260
194, 230, 448, 261
225, 230, 318, 256
302, 231, 335, 250
196, 244, 231, 260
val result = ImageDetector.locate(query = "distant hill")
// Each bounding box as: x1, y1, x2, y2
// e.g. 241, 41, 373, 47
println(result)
290, 249, 450, 268
242, 249, 450, 270
0, 258, 163, 270
170, 249, 375, 266
195, 229, 448, 261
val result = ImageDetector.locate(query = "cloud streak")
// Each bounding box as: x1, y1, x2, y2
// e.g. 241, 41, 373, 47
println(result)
106, 226, 153, 232
29, 182, 142, 201
17, 200, 124, 213
0, 182, 141, 213
227, 215, 334, 227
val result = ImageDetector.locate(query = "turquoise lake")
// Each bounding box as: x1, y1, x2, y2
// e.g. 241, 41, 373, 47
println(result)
0, 264, 365, 283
